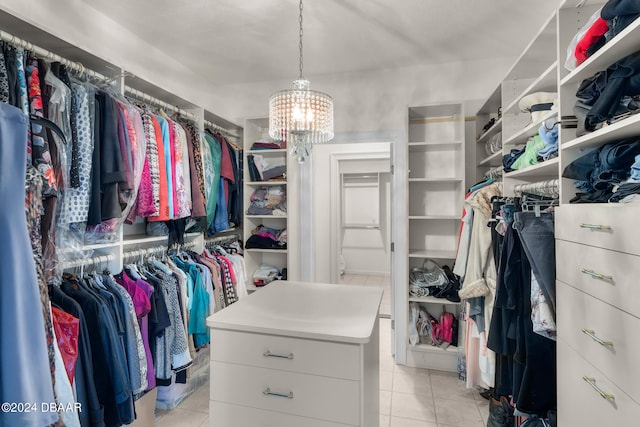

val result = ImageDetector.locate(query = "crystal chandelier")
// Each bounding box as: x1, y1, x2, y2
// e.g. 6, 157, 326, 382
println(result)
269, 0, 334, 163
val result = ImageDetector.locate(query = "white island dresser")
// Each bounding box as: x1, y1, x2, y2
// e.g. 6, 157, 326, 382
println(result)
206, 280, 383, 427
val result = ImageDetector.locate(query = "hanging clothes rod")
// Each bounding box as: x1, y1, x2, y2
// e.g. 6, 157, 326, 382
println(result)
0, 29, 109, 82
122, 240, 199, 261
124, 86, 198, 121
203, 119, 240, 138
514, 179, 559, 198
204, 233, 241, 247
61, 253, 115, 269
0, 28, 239, 136
484, 166, 503, 180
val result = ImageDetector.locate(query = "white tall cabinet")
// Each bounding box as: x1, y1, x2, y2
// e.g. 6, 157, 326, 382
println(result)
401, 103, 465, 371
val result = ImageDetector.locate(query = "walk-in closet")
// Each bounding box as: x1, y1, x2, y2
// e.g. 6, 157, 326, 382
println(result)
1, 1, 638, 426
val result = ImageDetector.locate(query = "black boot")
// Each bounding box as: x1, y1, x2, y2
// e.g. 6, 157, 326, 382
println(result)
486, 396, 514, 427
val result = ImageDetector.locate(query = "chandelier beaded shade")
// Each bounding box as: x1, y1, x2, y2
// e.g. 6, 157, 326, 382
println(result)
268, 0, 334, 163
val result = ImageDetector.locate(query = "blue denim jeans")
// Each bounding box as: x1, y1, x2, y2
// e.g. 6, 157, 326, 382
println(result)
513, 212, 556, 314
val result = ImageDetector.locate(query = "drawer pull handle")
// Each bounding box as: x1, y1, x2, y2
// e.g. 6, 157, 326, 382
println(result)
581, 328, 614, 347
263, 387, 293, 399
579, 223, 612, 231
263, 350, 294, 360
583, 376, 615, 401
581, 269, 613, 282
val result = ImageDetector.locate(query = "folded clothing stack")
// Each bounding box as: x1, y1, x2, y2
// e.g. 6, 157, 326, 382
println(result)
247, 186, 287, 216
252, 264, 286, 287
245, 224, 287, 250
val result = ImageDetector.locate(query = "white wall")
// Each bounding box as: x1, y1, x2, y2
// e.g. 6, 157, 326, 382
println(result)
218, 57, 513, 131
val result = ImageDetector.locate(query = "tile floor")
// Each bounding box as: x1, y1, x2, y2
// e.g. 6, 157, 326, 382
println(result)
340, 273, 392, 318
156, 319, 490, 427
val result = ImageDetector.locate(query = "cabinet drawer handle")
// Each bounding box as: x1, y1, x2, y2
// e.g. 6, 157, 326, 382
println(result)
583, 376, 615, 401
263, 350, 294, 360
263, 387, 294, 399
579, 223, 612, 231
581, 269, 613, 282
581, 328, 614, 347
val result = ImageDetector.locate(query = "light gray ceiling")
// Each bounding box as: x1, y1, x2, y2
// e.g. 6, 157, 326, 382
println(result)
83, 0, 561, 87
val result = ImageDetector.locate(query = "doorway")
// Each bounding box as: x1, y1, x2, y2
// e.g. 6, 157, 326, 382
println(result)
337, 159, 391, 317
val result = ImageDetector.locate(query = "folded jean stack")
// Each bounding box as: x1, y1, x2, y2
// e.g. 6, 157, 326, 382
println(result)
565, 1, 640, 135
563, 137, 640, 203
408, 259, 461, 303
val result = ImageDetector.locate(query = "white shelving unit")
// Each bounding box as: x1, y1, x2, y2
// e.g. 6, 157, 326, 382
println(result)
403, 102, 465, 372
498, 10, 561, 197
555, 2, 640, 423
242, 118, 298, 291
475, 85, 502, 181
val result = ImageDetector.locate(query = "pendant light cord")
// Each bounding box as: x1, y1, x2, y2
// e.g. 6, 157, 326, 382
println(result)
299, 0, 304, 80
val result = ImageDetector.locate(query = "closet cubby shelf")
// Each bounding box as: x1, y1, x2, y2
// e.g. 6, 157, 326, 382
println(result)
479, 151, 502, 166
408, 249, 457, 259
247, 149, 287, 154
476, 118, 503, 145
246, 181, 287, 186
410, 344, 458, 354
245, 214, 288, 219
561, 113, 640, 152
409, 296, 461, 305
245, 248, 288, 254
408, 215, 460, 220
503, 110, 557, 147
502, 61, 558, 115
122, 232, 202, 246
561, 17, 640, 86
59, 242, 120, 253
503, 158, 559, 179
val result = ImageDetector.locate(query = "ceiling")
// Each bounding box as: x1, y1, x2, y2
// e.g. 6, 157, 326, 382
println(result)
83, 0, 561, 88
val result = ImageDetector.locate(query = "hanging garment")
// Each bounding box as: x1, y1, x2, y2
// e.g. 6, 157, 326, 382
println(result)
175, 122, 191, 218
0, 102, 58, 427
154, 115, 175, 219
174, 258, 210, 348
60, 83, 94, 225
50, 62, 81, 188
152, 270, 192, 381
182, 121, 206, 218
117, 269, 156, 391
51, 306, 80, 384
103, 274, 148, 394
0, 44, 9, 103
203, 132, 221, 228
51, 329, 81, 427
49, 286, 105, 427
62, 275, 135, 426
142, 112, 162, 216
27, 56, 58, 197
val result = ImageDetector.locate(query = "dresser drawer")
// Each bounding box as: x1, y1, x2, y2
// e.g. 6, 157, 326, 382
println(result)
209, 401, 355, 426
555, 240, 640, 316
557, 282, 640, 404
558, 340, 640, 425
210, 329, 360, 380
210, 361, 360, 425
555, 205, 640, 255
